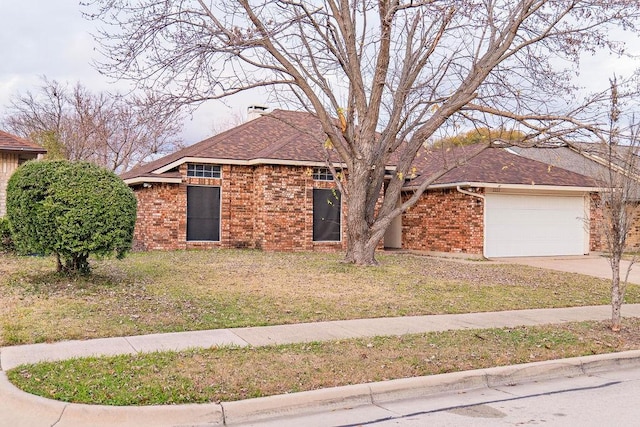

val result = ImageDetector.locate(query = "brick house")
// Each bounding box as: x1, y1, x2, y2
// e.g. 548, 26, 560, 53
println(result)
122, 109, 601, 257
0, 131, 46, 216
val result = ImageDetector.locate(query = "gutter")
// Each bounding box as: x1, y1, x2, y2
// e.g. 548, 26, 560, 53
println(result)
403, 181, 600, 193
0, 147, 47, 154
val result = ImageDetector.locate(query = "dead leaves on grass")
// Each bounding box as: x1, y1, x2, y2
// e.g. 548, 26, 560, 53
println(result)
1, 251, 638, 346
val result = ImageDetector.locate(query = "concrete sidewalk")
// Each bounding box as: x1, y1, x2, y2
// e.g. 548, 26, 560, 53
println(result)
2, 305, 640, 426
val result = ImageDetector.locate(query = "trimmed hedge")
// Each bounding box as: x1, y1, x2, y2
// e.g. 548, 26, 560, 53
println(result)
6, 160, 137, 274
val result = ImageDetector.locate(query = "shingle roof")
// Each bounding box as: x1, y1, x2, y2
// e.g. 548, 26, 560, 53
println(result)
0, 130, 46, 153
121, 109, 335, 180
509, 145, 608, 178
512, 143, 640, 179
121, 110, 597, 189
409, 145, 598, 188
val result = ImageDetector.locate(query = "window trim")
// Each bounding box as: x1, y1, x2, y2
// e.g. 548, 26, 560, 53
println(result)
187, 163, 222, 179
312, 167, 340, 181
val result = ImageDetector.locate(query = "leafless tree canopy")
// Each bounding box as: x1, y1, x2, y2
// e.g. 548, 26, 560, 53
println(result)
86, 0, 640, 264
2, 78, 184, 173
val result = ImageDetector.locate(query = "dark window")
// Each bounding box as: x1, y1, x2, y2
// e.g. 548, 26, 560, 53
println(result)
187, 186, 221, 241
313, 167, 340, 181
187, 163, 221, 178
313, 188, 341, 241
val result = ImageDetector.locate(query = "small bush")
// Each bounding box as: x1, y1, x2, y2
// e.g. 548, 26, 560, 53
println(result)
6, 160, 137, 274
0, 217, 14, 252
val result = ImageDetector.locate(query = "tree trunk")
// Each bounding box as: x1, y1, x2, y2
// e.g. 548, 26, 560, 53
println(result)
344, 199, 380, 265
55, 253, 91, 275
345, 233, 378, 265
343, 163, 383, 265
56, 253, 63, 273
611, 255, 623, 332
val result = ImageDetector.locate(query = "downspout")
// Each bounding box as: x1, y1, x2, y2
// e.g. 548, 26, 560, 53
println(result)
456, 186, 486, 258
456, 186, 485, 201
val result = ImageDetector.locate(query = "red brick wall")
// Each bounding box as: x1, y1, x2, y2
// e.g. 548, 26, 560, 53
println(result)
254, 165, 309, 251
252, 165, 345, 251
131, 164, 345, 252
588, 193, 640, 252
402, 189, 484, 254
132, 182, 185, 251
627, 203, 640, 251
221, 165, 255, 248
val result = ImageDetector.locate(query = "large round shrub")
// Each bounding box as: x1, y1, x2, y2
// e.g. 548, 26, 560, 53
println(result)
6, 160, 137, 274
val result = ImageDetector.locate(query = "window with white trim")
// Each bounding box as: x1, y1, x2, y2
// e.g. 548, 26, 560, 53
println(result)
187, 163, 221, 178
313, 167, 340, 181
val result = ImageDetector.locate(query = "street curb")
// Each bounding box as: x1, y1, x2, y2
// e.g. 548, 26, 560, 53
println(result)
2, 350, 640, 426
219, 350, 640, 425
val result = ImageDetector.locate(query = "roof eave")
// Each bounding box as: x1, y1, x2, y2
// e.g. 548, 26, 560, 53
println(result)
151, 156, 349, 174
123, 176, 182, 185
0, 146, 47, 154
403, 181, 601, 193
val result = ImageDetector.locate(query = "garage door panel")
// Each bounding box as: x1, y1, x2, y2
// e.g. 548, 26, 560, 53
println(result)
484, 194, 587, 257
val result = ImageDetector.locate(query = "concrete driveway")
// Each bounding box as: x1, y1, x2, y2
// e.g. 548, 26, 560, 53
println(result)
491, 254, 640, 285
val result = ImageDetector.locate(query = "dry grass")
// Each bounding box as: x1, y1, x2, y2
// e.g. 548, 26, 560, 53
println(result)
5, 250, 640, 407
9, 319, 640, 406
2, 250, 638, 346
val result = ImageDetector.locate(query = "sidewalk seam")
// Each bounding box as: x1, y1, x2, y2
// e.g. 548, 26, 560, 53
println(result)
220, 402, 227, 426
226, 330, 251, 347
50, 403, 68, 427
123, 336, 141, 354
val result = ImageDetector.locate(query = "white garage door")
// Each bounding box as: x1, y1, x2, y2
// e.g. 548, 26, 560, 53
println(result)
484, 193, 588, 258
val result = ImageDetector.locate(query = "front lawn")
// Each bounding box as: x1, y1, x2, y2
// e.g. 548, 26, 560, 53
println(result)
1, 250, 636, 346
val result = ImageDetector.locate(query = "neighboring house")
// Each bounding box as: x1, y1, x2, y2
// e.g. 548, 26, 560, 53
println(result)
512, 144, 640, 250
121, 109, 601, 257
0, 130, 47, 216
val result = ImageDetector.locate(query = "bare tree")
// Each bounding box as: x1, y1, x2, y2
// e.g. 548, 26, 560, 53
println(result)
86, 0, 640, 264
592, 78, 640, 331
2, 78, 184, 173
210, 108, 246, 135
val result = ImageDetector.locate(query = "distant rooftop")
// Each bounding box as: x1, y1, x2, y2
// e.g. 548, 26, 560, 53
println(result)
0, 130, 46, 153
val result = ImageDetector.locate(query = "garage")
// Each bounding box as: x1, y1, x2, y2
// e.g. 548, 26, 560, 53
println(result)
484, 193, 589, 258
